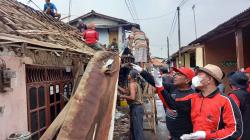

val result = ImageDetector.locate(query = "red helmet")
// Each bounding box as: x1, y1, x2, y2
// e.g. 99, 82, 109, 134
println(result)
173, 67, 195, 81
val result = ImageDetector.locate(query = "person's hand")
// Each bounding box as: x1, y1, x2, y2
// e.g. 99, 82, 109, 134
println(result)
152, 68, 163, 87
180, 134, 192, 140
180, 131, 206, 140
131, 63, 143, 72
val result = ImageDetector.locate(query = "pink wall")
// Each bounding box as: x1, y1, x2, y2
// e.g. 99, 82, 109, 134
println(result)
0, 55, 28, 139
204, 33, 237, 92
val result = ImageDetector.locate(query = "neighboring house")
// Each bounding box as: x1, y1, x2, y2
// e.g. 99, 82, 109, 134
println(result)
69, 10, 139, 51
168, 45, 203, 68
151, 57, 167, 68
170, 7, 250, 92
0, 0, 94, 139
188, 7, 250, 74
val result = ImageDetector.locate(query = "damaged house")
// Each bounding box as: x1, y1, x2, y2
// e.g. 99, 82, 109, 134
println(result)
0, 0, 98, 139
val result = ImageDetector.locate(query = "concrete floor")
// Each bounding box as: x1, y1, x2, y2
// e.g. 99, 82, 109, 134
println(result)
143, 98, 169, 140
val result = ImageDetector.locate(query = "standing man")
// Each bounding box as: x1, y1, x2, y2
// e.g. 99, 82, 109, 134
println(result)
180, 64, 243, 140
118, 70, 144, 140
83, 23, 103, 50
43, 0, 61, 20
132, 64, 195, 140
131, 27, 148, 69
244, 67, 250, 92
228, 71, 250, 140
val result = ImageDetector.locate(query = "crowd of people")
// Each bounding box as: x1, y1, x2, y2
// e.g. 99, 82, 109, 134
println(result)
118, 63, 250, 140
41, 1, 250, 139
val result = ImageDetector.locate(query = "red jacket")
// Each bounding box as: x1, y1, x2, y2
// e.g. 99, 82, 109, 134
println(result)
83, 29, 99, 45
176, 89, 243, 140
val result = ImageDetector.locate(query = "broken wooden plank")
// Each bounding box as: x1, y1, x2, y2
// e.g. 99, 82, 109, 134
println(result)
55, 51, 120, 140
16, 30, 60, 35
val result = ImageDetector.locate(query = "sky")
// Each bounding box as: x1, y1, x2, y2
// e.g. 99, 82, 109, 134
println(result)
18, 0, 250, 58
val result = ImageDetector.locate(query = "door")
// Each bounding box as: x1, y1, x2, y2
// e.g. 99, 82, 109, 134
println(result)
109, 28, 118, 44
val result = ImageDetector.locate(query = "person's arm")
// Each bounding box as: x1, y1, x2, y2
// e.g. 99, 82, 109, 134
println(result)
52, 4, 58, 13
120, 83, 136, 100
229, 93, 240, 107
96, 32, 99, 41
205, 98, 243, 139
140, 70, 155, 86
118, 86, 129, 95
82, 31, 87, 40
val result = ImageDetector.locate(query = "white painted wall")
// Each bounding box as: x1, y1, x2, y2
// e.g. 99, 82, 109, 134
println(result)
96, 28, 109, 46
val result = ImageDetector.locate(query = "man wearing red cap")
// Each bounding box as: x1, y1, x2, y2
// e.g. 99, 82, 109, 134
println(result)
132, 64, 195, 140
244, 67, 250, 92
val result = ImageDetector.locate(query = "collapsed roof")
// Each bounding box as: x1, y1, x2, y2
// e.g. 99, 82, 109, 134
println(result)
0, 0, 95, 55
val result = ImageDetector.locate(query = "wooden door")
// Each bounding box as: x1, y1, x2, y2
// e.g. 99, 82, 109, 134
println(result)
109, 28, 118, 44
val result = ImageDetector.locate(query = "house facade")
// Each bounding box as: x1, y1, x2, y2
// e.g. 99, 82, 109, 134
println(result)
69, 10, 139, 51
0, 0, 94, 139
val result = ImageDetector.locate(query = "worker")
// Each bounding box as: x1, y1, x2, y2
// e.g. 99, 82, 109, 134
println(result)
82, 23, 103, 50
118, 69, 144, 140
132, 64, 195, 140
131, 26, 148, 69
43, 0, 61, 20
228, 71, 250, 140
179, 64, 243, 140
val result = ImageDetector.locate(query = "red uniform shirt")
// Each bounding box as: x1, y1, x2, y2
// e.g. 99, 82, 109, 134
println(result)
83, 29, 99, 45
176, 90, 243, 140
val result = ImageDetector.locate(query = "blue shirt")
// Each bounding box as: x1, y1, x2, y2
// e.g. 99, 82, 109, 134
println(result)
44, 3, 57, 13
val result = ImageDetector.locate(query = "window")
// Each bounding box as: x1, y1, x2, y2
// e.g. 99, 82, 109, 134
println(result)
26, 66, 74, 139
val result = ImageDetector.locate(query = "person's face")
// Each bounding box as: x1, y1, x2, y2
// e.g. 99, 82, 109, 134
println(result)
195, 71, 212, 89
45, 0, 49, 4
173, 72, 190, 86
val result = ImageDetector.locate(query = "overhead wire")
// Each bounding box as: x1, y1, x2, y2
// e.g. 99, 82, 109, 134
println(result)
168, 11, 177, 38
129, 0, 139, 23
125, 0, 136, 22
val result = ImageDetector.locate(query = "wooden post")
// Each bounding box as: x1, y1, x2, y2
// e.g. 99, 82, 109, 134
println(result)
235, 29, 244, 70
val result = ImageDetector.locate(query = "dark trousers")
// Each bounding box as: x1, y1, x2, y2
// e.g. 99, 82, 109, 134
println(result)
130, 104, 144, 140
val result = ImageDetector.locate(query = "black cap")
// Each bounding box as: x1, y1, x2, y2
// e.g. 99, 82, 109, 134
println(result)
227, 71, 249, 89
